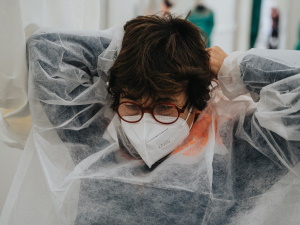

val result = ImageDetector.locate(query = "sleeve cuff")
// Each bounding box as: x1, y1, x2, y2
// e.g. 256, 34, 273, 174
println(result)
217, 51, 249, 100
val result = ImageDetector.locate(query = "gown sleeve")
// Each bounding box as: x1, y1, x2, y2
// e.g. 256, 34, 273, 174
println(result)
26, 29, 120, 164
218, 49, 300, 142
209, 50, 300, 222
216, 49, 300, 194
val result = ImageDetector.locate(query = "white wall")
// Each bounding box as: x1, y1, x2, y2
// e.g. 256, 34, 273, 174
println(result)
204, 0, 238, 53
285, 0, 300, 49
106, 0, 155, 28
234, 0, 253, 51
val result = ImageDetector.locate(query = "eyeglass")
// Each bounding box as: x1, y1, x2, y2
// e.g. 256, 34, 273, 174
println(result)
116, 101, 188, 124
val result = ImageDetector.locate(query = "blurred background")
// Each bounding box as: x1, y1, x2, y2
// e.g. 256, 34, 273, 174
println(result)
98, 0, 300, 53
1, 0, 300, 215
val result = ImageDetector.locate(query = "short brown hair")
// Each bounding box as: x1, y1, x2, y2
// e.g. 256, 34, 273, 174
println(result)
108, 13, 212, 110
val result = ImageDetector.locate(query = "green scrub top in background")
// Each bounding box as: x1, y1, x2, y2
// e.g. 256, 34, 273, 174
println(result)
250, 0, 262, 49
295, 23, 300, 50
188, 6, 214, 47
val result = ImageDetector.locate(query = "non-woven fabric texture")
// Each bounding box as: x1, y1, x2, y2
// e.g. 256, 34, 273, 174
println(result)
1, 27, 300, 225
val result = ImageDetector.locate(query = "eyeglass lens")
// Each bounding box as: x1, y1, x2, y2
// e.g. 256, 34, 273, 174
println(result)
118, 102, 180, 123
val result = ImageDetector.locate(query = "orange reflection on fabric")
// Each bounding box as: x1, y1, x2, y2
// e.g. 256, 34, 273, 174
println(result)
171, 113, 222, 156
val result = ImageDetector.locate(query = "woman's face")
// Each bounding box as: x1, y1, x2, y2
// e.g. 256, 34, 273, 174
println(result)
119, 92, 198, 127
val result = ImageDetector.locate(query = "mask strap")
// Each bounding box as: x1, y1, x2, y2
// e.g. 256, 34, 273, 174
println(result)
180, 107, 193, 129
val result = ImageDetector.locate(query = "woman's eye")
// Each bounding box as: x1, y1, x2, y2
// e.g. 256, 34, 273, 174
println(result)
157, 105, 173, 110
155, 105, 175, 115
125, 104, 139, 110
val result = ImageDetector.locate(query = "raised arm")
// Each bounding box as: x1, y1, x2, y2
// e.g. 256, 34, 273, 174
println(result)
26, 29, 122, 164
212, 48, 300, 142
209, 47, 300, 207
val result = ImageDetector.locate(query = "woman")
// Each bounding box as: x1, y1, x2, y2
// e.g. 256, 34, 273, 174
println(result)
2, 13, 300, 225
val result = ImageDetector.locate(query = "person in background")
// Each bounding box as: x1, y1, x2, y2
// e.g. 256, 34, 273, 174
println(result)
188, 0, 214, 47
161, 0, 173, 15
268, 7, 280, 49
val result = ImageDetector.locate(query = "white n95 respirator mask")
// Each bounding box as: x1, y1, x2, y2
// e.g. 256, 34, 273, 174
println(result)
121, 109, 192, 168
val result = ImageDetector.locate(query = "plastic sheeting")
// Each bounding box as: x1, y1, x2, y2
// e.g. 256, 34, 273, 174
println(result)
1, 26, 300, 225
0, 0, 102, 149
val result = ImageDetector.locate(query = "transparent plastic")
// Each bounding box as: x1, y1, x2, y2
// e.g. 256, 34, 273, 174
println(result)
1, 29, 300, 225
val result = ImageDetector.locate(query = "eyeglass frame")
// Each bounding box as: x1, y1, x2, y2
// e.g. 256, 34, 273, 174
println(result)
114, 101, 189, 125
